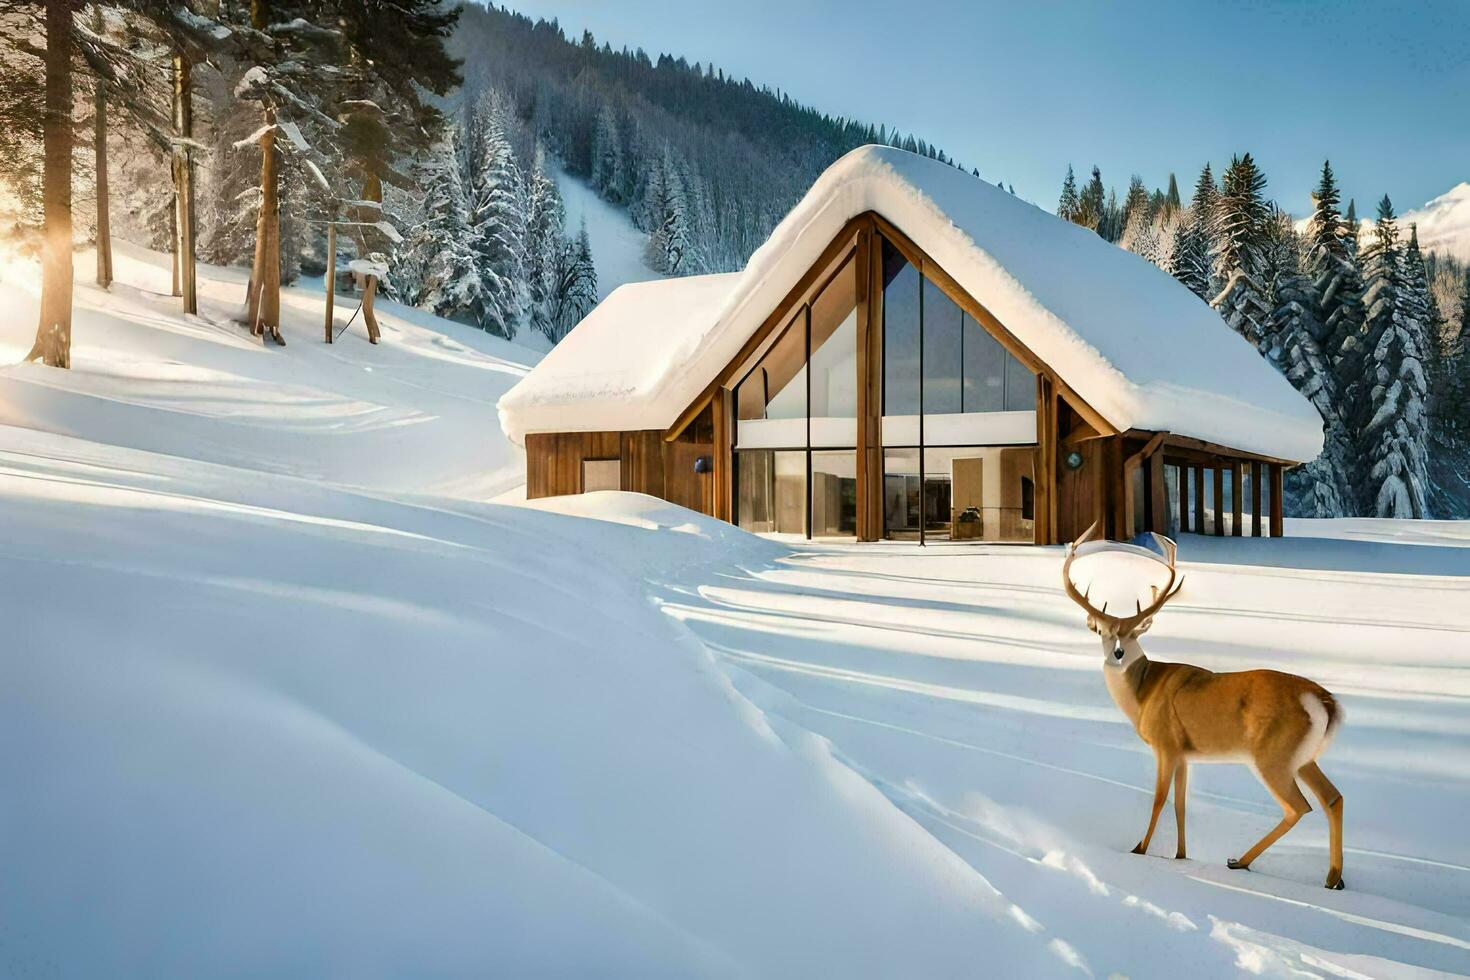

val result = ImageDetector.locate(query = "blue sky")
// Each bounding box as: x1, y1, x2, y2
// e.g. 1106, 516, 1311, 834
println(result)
499, 0, 1468, 216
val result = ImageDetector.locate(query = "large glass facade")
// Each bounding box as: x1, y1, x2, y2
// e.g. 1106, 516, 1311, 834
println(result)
734, 254, 858, 538
732, 235, 1039, 544
881, 237, 1038, 542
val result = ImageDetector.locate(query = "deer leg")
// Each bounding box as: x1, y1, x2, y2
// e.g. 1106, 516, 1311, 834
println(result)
1173, 763, 1189, 859
1228, 762, 1311, 871
1300, 761, 1344, 890
1133, 752, 1176, 855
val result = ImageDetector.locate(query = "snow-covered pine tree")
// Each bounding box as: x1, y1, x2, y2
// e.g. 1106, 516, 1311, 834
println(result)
1356, 196, 1430, 518
1076, 166, 1105, 231
468, 97, 528, 337
1169, 165, 1218, 300
1057, 165, 1079, 222
1120, 175, 1149, 235
408, 128, 481, 323
547, 220, 597, 342
1305, 162, 1365, 389
591, 104, 625, 204
1265, 203, 1353, 517
523, 145, 567, 340
644, 144, 698, 275
1210, 153, 1271, 350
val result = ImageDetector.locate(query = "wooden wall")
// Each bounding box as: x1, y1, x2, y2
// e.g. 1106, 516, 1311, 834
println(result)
524, 406, 716, 516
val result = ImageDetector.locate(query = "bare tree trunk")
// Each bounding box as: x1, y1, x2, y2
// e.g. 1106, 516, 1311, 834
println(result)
92, 7, 112, 290
173, 52, 197, 314
28, 0, 74, 368
361, 173, 382, 344
247, 109, 281, 343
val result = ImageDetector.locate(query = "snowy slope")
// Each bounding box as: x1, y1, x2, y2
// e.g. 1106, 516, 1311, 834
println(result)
3, 246, 1468, 976
1401, 182, 1470, 263
551, 160, 669, 300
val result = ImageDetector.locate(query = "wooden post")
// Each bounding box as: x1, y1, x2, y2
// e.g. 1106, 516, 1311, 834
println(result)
1036, 375, 1057, 544
323, 222, 336, 343
1176, 462, 1189, 535
1269, 463, 1284, 537
1230, 460, 1243, 536
172, 52, 197, 315
92, 7, 111, 289
855, 224, 881, 540
1192, 464, 1204, 534
1213, 465, 1225, 537
1148, 450, 1167, 535
1251, 461, 1263, 537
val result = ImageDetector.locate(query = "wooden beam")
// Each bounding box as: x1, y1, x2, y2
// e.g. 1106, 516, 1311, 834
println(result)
1157, 432, 1298, 468
854, 223, 881, 540
1149, 450, 1167, 535
1063, 416, 1107, 445
1213, 466, 1225, 537
1193, 464, 1205, 534
1269, 463, 1285, 537
1036, 375, 1056, 544
1177, 463, 1190, 536
1230, 460, 1243, 536
1251, 460, 1263, 537
665, 216, 869, 441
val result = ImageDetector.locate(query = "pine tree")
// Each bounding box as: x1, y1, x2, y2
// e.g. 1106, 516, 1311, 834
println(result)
1120, 175, 1149, 235
591, 104, 625, 203
1169, 165, 1217, 300
1057, 165, 1079, 221
407, 128, 481, 322
1164, 173, 1182, 217
469, 101, 529, 337
1076, 165, 1105, 231
547, 221, 598, 341
1356, 196, 1430, 518
1209, 154, 1272, 349
524, 145, 567, 338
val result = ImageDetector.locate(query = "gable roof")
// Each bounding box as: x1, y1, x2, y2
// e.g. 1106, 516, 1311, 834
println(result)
499, 145, 1324, 463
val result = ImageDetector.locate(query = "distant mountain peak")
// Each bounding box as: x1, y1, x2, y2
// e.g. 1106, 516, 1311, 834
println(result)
1402, 181, 1470, 261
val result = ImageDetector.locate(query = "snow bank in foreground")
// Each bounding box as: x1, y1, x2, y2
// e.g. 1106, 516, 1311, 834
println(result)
1, 248, 1067, 976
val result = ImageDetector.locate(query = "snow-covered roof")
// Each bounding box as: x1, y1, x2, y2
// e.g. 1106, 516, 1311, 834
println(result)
499, 145, 1324, 462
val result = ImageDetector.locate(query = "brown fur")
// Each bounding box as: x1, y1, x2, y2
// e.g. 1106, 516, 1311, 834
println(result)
1063, 524, 1345, 889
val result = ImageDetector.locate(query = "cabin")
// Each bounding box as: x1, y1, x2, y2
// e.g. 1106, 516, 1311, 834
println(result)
498, 146, 1324, 544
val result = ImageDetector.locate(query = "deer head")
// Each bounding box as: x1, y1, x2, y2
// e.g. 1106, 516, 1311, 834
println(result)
1061, 522, 1184, 669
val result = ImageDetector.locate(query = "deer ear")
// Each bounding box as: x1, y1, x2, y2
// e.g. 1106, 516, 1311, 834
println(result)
1086, 615, 1099, 634
1133, 616, 1155, 636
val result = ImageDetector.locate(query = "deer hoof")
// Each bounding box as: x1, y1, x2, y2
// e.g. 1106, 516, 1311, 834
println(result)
1175, 851, 1187, 860
1326, 877, 1345, 891
1130, 843, 1146, 855
1226, 858, 1248, 871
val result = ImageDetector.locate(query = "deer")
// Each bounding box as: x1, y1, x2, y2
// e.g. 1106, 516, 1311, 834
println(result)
1061, 523, 1346, 890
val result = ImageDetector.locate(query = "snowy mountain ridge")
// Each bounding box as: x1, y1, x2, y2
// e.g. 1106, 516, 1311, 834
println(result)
1401, 181, 1470, 261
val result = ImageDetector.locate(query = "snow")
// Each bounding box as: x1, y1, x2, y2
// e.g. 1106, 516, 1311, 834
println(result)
4, 243, 1468, 976
1399, 182, 1470, 263
503, 146, 1324, 463
551, 158, 668, 300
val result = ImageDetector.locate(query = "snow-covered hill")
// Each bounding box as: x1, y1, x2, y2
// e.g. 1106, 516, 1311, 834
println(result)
553, 161, 669, 300
2, 248, 1468, 976
1402, 182, 1470, 262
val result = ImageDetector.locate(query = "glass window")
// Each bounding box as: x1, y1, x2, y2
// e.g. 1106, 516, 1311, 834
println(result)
736, 450, 807, 535
1004, 353, 1036, 411
735, 309, 806, 449
882, 448, 921, 539
809, 258, 858, 447
882, 239, 921, 420
962, 322, 1007, 413
923, 277, 963, 417
811, 451, 857, 537
923, 447, 1035, 542
582, 458, 620, 492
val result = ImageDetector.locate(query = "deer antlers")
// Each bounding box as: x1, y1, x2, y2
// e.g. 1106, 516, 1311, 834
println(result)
1061, 522, 1185, 636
